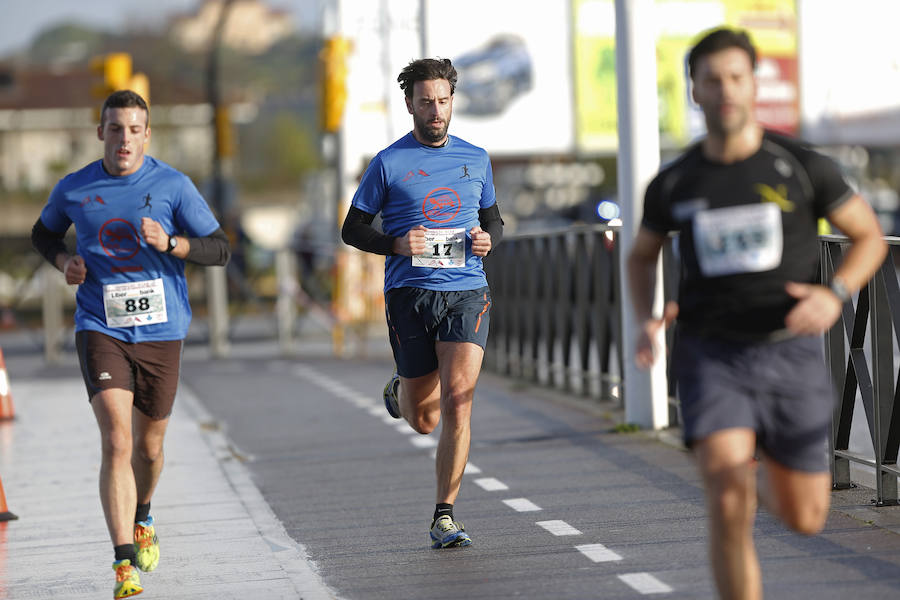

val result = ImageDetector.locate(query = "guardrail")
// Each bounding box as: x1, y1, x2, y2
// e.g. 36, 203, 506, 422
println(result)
483, 224, 623, 401
486, 228, 900, 506
822, 235, 900, 505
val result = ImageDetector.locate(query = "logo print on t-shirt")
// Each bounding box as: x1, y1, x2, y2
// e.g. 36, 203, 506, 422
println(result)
140, 194, 152, 211
402, 169, 430, 183
99, 218, 141, 260
80, 195, 106, 210
422, 187, 461, 223
755, 183, 794, 212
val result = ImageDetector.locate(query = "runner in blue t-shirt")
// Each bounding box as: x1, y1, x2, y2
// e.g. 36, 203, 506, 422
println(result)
31, 90, 230, 599
342, 58, 504, 549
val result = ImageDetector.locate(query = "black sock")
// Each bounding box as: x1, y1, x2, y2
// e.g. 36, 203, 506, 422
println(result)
135, 502, 151, 523
114, 544, 137, 564
433, 503, 454, 524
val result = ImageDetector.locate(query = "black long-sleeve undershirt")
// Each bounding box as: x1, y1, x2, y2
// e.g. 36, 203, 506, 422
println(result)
31, 218, 231, 267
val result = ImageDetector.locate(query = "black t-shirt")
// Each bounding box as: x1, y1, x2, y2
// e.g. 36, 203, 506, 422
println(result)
641, 131, 853, 339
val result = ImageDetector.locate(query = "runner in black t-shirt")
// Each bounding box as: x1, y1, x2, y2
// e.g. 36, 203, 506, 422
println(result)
627, 28, 886, 600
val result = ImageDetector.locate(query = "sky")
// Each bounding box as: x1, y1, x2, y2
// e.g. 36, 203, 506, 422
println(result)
0, 0, 322, 57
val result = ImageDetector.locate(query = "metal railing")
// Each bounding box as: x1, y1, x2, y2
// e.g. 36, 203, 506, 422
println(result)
822, 235, 900, 505
483, 224, 623, 401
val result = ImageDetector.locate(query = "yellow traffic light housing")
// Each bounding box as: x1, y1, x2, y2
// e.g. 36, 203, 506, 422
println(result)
90, 53, 151, 121
320, 37, 350, 133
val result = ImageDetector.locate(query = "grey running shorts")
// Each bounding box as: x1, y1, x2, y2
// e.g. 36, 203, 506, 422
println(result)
75, 330, 183, 420
385, 286, 491, 378
673, 331, 833, 472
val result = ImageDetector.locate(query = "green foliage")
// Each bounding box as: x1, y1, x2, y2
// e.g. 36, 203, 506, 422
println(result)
612, 422, 642, 433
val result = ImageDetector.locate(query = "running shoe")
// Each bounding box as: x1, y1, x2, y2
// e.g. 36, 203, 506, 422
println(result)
112, 559, 143, 598
133, 516, 159, 572
430, 515, 472, 548
383, 372, 401, 419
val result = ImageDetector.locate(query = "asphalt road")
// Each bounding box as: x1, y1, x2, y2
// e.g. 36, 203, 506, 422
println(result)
176, 341, 900, 600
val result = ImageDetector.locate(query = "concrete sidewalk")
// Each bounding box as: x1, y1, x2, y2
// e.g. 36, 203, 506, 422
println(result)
0, 360, 340, 600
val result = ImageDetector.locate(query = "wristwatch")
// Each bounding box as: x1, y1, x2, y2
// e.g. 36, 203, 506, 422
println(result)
829, 277, 851, 303
165, 234, 178, 253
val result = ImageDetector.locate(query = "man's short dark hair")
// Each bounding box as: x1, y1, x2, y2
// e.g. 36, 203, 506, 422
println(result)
397, 58, 457, 98
100, 90, 150, 126
688, 27, 757, 79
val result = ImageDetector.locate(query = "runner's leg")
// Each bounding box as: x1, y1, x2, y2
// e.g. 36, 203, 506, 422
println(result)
398, 371, 441, 433
758, 457, 830, 535
694, 427, 761, 600
434, 341, 484, 504
92, 388, 138, 547
132, 411, 170, 505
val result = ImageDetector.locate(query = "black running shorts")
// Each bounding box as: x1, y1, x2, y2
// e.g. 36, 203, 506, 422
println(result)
75, 330, 182, 420
673, 331, 833, 472
384, 286, 491, 378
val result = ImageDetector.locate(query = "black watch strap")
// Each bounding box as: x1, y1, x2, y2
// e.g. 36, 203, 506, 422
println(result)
829, 278, 851, 303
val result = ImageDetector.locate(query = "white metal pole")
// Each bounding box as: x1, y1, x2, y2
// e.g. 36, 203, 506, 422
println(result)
615, 0, 669, 429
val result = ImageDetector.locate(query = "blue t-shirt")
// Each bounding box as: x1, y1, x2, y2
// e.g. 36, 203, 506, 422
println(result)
40, 157, 221, 342
351, 132, 497, 292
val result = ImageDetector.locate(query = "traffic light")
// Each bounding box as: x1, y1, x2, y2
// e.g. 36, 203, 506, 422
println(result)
90, 53, 151, 120
319, 36, 350, 133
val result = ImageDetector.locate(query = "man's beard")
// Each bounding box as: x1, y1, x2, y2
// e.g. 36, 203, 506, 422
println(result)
414, 113, 450, 144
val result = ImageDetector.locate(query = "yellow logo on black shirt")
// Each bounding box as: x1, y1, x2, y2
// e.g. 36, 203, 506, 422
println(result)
755, 183, 794, 212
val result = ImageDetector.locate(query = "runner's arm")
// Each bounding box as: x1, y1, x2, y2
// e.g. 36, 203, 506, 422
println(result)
183, 227, 231, 266
341, 206, 396, 256
478, 204, 504, 253
31, 217, 71, 271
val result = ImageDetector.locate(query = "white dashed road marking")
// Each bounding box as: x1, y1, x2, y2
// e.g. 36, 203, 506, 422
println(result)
576, 544, 623, 563
618, 573, 673, 594
536, 520, 582, 536
294, 365, 673, 594
502, 498, 542, 512
410, 436, 437, 448
473, 477, 509, 491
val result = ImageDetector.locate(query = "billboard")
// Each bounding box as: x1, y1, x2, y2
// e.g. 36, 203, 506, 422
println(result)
574, 0, 799, 153
417, 0, 575, 155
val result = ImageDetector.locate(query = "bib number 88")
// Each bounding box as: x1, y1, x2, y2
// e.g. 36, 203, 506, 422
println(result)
125, 298, 151, 313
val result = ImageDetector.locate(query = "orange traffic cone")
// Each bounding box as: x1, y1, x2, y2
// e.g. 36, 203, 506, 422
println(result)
0, 347, 13, 420
0, 474, 16, 521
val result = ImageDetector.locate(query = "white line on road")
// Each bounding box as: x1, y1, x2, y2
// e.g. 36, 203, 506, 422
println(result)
618, 573, 673, 594
474, 477, 509, 491
410, 436, 437, 448
394, 422, 416, 434
502, 498, 542, 512
464, 462, 482, 474
536, 520, 582, 536
575, 543, 623, 563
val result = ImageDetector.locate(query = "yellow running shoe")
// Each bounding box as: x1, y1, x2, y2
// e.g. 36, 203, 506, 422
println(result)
133, 516, 159, 572
113, 559, 143, 598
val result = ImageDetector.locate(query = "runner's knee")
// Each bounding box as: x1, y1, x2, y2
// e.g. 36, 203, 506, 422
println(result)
133, 439, 164, 464
408, 406, 440, 434
100, 428, 132, 461
705, 470, 757, 531
773, 493, 829, 535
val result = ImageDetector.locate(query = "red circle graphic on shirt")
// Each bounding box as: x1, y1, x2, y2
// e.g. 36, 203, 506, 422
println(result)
99, 219, 141, 260
422, 187, 461, 223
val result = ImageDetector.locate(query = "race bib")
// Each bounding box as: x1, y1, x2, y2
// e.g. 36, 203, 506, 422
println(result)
693, 203, 783, 277
103, 278, 168, 328
412, 228, 466, 268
